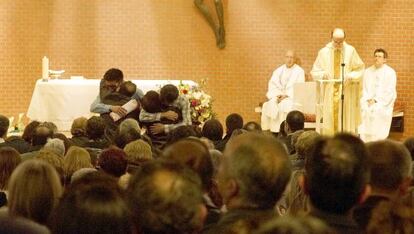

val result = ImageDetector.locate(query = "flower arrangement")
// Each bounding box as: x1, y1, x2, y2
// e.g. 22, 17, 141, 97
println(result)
177, 79, 215, 125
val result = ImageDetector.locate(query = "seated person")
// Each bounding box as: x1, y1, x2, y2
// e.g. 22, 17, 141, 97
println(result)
140, 91, 182, 148
90, 68, 143, 118
84, 116, 110, 149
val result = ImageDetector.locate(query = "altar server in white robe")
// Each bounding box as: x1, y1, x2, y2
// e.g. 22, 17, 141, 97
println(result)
359, 48, 396, 142
311, 28, 365, 135
261, 50, 305, 132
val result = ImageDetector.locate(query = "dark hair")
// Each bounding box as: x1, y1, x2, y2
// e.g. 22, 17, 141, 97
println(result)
305, 133, 369, 214
278, 120, 287, 137
403, 137, 414, 161
286, 111, 305, 132
50, 175, 133, 234
86, 116, 106, 140
31, 126, 53, 146
224, 133, 291, 208
98, 147, 128, 178
202, 119, 223, 141
243, 121, 262, 132
0, 115, 10, 137
225, 113, 243, 134
256, 215, 333, 234
103, 68, 124, 82
163, 138, 214, 191
0, 147, 21, 190
160, 84, 179, 104
166, 125, 198, 146
127, 160, 204, 234
40, 122, 58, 134
141, 90, 162, 113
22, 121, 41, 143
367, 140, 411, 190
374, 48, 388, 59
118, 81, 136, 97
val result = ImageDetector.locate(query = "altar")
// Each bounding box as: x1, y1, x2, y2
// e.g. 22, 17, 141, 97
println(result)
27, 79, 197, 131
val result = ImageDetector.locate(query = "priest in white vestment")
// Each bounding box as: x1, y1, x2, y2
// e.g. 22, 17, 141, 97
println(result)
261, 50, 305, 132
311, 28, 365, 135
359, 49, 396, 142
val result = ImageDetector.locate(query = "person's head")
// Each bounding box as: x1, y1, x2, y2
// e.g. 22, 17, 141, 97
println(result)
366, 140, 412, 195
43, 138, 65, 157
8, 160, 62, 224
141, 90, 162, 113
98, 147, 128, 178
285, 110, 305, 133
202, 119, 223, 141
70, 117, 88, 137
119, 81, 136, 97
119, 118, 141, 134
127, 160, 205, 234
331, 28, 346, 49
304, 133, 369, 215
36, 149, 65, 182
31, 126, 53, 146
278, 120, 287, 137
285, 50, 296, 68
403, 137, 414, 161
163, 138, 214, 192
40, 122, 58, 135
50, 174, 133, 234
160, 84, 179, 105
22, 120, 41, 143
225, 113, 244, 135
86, 116, 106, 140
218, 132, 291, 209
0, 147, 21, 190
167, 125, 198, 145
64, 146, 93, 179
374, 48, 388, 68
0, 115, 10, 138
295, 130, 320, 159
123, 139, 152, 173
255, 215, 333, 234
53, 133, 73, 155
103, 68, 124, 89
243, 121, 262, 133
114, 127, 141, 149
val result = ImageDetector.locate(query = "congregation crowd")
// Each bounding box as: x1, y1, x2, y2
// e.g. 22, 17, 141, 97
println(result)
0, 65, 412, 234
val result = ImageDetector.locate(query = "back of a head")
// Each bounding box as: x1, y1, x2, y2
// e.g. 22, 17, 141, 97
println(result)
127, 160, 204, 234
50, 175, 132, 234
40, 122, 58, 134
114, 127, 141, 149
286, 110, 305, 132
119, 81, 136, 97
86, 116, 106, 140
8, 160, 62, 224
243, 121, 262, 132
31, 126, 53, 146
223, 132, 291, 208
0, 147, 21, 190
305, 133, 369, 214
163, 138, 213, 191
160, 84, 179, 105
167, 125, 198, 145
22, 121, 41, 143
98, 147, 128, 178
255, 215, 334, 234
295, 130, 320, 158
141, 90, 162, 113
43, 138, 65, 157
119, 118, 141, 134
123, 139, 152, 166
403, 137, 414, 161
0, 114, 10, 137
64, 146, 92, 178
367, 140, 412, 191
103, 68, 123, 82
225, 113, 244, 134
202, 119, 223, 141
70, 117, 88, 137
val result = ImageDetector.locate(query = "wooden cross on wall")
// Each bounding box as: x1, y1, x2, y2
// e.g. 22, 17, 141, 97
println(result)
194, 0, 225, 49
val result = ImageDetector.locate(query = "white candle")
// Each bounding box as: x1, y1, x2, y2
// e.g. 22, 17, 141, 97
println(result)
42, 56, 49, 80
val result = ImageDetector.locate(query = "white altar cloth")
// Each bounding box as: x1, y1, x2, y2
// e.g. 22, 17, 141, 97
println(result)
27, 79, 197, 131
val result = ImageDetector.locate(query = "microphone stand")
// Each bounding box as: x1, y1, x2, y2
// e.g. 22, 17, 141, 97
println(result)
340, 61, 345, 132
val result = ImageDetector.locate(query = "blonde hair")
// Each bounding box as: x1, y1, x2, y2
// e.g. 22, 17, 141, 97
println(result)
70, 117, 88, 136
64, 146, 92, 177
7, 160, 62, 224
123, 139, 152, 165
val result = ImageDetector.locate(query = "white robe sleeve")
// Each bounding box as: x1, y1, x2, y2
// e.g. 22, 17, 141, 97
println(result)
376, 67, 397, 107
266, 67, 284, 100
345, 48, 365, 80
311, 49, 329, 80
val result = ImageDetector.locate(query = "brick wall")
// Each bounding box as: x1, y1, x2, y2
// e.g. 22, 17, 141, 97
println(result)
1, 0, 413, 139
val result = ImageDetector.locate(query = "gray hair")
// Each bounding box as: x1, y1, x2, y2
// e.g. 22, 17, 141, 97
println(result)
43, 138, 65, 157
119, 118, 140, 134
